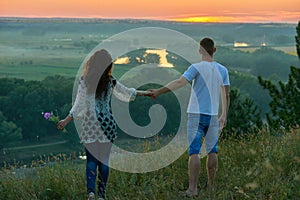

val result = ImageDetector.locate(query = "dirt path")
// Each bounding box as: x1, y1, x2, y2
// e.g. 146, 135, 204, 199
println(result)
4, 140, 68, 151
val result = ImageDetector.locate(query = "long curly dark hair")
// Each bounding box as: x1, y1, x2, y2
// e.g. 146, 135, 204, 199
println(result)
82, 49, 113, 98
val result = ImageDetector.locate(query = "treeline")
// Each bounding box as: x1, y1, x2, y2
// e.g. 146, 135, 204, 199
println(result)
215, 46, 299, 81
1, 67, 299, 149
0, 72, 263, 149
0, 76, 77, 149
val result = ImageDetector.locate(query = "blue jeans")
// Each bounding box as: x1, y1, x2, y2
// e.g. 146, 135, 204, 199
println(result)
188, 114, 219, 155
86, 148, 109, 199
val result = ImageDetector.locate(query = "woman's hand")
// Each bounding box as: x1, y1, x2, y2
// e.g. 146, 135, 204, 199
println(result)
137, 90, 152, 97
57, 116, 72, 130
57, 119, 67, 130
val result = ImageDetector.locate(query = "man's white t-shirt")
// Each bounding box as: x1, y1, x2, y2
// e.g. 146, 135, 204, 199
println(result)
183, 61, 230, 115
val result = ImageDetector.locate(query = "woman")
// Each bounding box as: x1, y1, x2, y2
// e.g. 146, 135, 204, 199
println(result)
57, 49, 149, 200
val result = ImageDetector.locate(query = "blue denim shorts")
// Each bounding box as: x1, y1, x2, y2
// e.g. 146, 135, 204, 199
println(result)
188, 113, 219, 155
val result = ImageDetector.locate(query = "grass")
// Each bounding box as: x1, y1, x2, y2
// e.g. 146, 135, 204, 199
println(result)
0, 129, 299, 199
2, 142, 83, 169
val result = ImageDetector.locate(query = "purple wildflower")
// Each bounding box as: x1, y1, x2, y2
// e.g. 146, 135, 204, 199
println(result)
43, 112, 51, 120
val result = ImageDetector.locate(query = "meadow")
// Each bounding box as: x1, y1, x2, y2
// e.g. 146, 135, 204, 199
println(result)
0, 129, 299, 199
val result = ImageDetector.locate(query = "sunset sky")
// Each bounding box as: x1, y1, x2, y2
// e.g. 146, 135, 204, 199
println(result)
0, 0, 299, 23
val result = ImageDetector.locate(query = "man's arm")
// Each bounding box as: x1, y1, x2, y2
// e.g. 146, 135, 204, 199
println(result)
225, 86, 230, 113
150, 76, 189, 98
219, 85, 230, 130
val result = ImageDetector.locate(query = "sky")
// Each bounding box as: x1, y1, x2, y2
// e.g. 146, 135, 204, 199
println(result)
0, 0, 299, 23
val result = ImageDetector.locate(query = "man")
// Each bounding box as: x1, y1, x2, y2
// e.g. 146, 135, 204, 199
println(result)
148, 37, 230, 197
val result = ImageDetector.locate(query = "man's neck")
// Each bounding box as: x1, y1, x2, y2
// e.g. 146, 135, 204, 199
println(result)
201, 55, 214, 62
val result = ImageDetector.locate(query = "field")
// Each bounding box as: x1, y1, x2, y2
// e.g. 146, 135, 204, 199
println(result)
0, 19, 297, 81
0, 130, 299, 199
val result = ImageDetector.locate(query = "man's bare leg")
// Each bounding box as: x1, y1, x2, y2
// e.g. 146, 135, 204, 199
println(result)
207, 153, 218, 189
187, 154, 200, 195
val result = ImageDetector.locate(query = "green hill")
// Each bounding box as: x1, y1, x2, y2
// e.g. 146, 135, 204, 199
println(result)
1, 130, 299, 199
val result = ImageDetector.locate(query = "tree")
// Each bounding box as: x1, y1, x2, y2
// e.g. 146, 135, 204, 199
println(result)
0, 76, 76, 141
258, 22, 300, 131
0, 79, 57, 139
296, 21, 300, 59
222, 89, 262, 137
0, 112, 22, 149
258, 66, 300, 131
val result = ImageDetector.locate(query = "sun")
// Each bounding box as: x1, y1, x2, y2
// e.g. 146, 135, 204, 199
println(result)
169, 16, 237, 23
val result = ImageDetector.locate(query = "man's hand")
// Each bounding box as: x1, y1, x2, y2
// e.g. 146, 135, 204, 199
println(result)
147, 89, 160, 99
218, 115, 227, 131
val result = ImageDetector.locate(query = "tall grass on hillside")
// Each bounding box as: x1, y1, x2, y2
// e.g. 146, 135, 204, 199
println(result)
0, 130, 299, 200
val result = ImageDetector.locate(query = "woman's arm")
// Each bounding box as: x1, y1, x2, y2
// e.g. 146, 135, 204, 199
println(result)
136, 90, 149, 96
57, 81, 85, 130
113, 81, 149, 101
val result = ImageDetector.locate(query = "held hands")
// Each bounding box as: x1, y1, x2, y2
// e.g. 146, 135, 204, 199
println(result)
138, 89, 161, 99
146, 89, 160, 99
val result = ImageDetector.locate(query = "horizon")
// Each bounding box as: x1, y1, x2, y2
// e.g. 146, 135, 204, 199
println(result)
0, 16, 298, 25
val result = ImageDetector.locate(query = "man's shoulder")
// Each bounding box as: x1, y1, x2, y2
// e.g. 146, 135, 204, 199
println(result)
192, 61, 221, 70
214, 62, 229, 72
214, 61, 227, 68
190, 61, 228, 74
191, 61, 207, 68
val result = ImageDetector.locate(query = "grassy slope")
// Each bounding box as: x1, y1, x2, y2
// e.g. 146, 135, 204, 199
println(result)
0, 130, 299, 199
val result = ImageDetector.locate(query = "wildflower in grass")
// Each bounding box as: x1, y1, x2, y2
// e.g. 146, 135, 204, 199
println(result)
42, 111, 67, 133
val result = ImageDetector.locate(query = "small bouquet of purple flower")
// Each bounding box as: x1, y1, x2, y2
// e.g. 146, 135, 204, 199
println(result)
42, 111, 67, 133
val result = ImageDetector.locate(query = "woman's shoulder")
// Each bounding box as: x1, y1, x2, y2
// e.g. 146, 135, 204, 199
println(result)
110, 76, 117, 87
78, 76, 86, 84
77, 76, 88, 89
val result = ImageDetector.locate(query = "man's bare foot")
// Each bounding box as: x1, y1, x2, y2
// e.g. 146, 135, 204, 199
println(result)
180, 189, 198, 198
207, 183, 216, 196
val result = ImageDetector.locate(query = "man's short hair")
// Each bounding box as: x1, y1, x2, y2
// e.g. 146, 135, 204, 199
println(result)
200, 37, 215, 56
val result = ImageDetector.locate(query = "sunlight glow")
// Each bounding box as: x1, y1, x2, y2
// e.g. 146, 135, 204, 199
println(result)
114, 57, 130, 65
145, 49, 174, 68
113, 50, 174, 67
170, 16, 237, 23
234, 42, 249, 47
